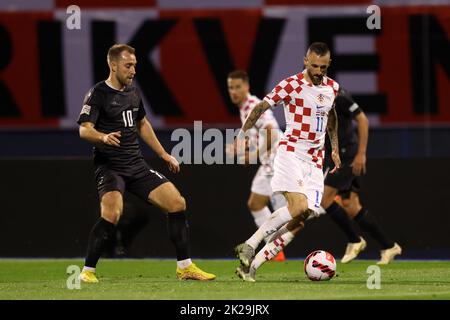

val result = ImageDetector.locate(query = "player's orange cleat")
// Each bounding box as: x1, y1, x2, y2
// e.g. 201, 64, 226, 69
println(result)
272, 251, 286, 262
176, 263, 216, 281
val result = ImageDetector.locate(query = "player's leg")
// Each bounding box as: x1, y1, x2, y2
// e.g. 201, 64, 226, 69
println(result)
235, 154, 311, 268
342, 191, 401, 264
249, 167, 287, 261
322, 163, 365, 263
80, 169, 125, 283
235, 207, 306, 281
247, 192, 271, 228
238, 213, 306, 278
148, 181, 215, 280
236, 163, 321, 281
236, 191, 308, 265
80, 190, 124, 283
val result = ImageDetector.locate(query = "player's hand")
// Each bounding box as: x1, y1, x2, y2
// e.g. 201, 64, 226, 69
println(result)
330, 149, 341, 174
162, 153, 180, 173
102, 131, 121, 147
351, 153, 366, 176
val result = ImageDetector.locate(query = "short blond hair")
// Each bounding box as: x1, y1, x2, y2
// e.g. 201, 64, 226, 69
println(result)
107, 44, 135, 63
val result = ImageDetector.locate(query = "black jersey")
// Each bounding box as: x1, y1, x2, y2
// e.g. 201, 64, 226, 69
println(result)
77, 81, 147, 170
325, 88, 362, 159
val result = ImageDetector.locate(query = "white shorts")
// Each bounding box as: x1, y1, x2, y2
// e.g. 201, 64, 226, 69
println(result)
250, 165, 273, 196
270, 149, 324, 211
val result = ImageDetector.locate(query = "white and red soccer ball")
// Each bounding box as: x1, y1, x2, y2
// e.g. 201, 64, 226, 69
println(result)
304, 250, 336, 281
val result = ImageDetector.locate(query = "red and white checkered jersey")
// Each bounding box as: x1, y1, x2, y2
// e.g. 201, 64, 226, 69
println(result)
240, 93, 281, 170
263, 71, 339, 169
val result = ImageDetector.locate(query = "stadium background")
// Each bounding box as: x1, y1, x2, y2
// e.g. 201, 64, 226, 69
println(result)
0, 0, 449, 260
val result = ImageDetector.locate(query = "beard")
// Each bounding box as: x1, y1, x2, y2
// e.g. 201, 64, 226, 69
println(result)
307, 70, 323, 85
117, 75, 133, 87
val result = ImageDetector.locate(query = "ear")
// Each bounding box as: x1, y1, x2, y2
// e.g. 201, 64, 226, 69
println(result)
303, 56, 308, 66
109, 60, 117, 73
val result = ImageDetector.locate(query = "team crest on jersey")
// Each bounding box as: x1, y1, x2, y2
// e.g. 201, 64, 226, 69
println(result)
317, 94, 325, 104
81, 104, 91, 115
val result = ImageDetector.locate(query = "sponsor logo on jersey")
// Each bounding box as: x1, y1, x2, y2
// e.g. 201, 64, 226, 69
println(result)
80, 104, 91, 115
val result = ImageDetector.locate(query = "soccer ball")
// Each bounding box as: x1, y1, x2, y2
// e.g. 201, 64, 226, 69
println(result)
304, 250, 336, 281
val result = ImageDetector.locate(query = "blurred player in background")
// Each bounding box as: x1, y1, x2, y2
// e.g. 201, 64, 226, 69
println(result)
226, 70, 287, 262
77, 44, 215, 283
234, 42, 341, 282
320, 88, 402, 265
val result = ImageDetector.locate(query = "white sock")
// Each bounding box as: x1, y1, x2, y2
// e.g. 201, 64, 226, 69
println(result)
251, 229, 295, 271
177, 258, 192, 269
82, 266, 96, 273
245, 206, 292, 250
251, 207, 271, 228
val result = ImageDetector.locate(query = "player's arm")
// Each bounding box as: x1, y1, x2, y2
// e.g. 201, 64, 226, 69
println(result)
352, 111, 369, 176
137, 117, 180, 173
241, 101, 271, 133
235, 101, 271, 157
327, 107, 341, 173
79, 122, 121, 147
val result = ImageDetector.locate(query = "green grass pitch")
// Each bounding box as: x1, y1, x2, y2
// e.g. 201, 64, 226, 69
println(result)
0, 259, 449, 300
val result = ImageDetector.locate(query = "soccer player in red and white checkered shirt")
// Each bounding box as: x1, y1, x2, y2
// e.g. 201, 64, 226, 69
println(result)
226, 70, 287, 261
235, 42, 341, 282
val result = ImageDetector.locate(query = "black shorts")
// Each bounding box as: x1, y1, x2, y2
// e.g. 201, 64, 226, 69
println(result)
94, 161, 169, 201
324, 157, 361, 199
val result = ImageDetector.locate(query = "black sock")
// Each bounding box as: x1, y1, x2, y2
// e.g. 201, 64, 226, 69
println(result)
354, 208, 394, 250
85, 218, 116, 268
326, 201, 361, 243
167, 211, 191, 261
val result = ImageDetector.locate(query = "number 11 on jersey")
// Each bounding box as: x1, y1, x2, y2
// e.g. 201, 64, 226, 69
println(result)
316, 116, 324, 132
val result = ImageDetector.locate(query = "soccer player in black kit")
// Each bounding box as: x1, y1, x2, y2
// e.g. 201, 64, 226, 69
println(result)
320, 88, 401, 265
77, 44, 215, 282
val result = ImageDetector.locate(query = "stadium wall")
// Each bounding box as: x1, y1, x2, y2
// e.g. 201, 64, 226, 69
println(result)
1, 158, 449, 259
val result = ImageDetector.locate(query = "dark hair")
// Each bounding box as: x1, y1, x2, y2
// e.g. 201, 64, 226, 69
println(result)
107, 44, 135, 62
307, 42, 330, 56
227, 70, 249, 83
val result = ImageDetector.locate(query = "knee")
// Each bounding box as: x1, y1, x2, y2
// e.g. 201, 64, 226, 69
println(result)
341, 200, 359, 219
287, 200, 308, 218
167, 196, 186, 213
247, 198, 264, 212
101, 207, 122, 225
341, 198, 352, 209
